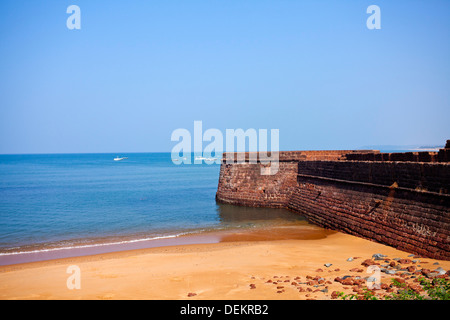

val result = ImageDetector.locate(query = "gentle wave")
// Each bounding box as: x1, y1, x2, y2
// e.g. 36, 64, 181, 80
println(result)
0, 221, 306, 257
0, 233, 188, 256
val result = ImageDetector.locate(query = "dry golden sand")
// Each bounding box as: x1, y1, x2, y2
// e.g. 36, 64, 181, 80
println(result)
0, 227, 449, 300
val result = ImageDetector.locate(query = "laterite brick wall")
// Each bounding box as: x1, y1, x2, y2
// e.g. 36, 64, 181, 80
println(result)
290, 161, 450, 260
216, 143, 450, 260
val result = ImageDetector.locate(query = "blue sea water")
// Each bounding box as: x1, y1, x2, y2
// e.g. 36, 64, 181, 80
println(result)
0, 153, 306, 260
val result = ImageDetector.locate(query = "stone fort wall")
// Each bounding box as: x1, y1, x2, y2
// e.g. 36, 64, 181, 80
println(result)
216, 142, 450, 260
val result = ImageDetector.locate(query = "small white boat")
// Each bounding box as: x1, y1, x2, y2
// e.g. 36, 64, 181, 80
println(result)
195, 156, 218, 161
114, 156, 128, 161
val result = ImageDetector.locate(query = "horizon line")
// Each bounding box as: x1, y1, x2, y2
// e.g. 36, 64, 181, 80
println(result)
0, 145, 444, 156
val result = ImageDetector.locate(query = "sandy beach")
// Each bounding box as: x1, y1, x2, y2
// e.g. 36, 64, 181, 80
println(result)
1, 225, 449, 300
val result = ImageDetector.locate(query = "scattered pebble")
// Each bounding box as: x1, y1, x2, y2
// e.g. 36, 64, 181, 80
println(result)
245, 253, 448, 300
331, 291, 340, 299
398, 259, 411, 264
434, 267, 446, 275
407, 266, 416, 273
361, 259, 379, 267
372, 253, 387, 260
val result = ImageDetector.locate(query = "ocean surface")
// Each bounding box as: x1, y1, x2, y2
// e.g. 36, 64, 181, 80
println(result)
0, 153, 308, 264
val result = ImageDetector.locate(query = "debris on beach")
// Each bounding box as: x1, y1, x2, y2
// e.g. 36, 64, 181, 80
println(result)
249, 253, 449, 300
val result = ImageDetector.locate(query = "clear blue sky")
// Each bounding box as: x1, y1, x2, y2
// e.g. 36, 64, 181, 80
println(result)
0, 0, 449, 153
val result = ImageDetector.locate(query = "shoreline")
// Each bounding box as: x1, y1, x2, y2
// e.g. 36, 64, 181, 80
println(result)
0, 222, 330, 266
1, 225, 449, 300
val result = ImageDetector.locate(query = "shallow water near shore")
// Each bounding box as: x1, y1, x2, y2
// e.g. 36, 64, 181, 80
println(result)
0, 153, 321, 265
0, 223, 335, 265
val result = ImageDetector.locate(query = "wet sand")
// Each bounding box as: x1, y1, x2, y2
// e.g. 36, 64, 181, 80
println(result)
0, 225, 449, 300
0, 222, 328, 266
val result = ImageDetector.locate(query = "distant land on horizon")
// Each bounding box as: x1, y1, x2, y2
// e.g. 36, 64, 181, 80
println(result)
0, 143, 446, 156
358, 144, 445, 152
